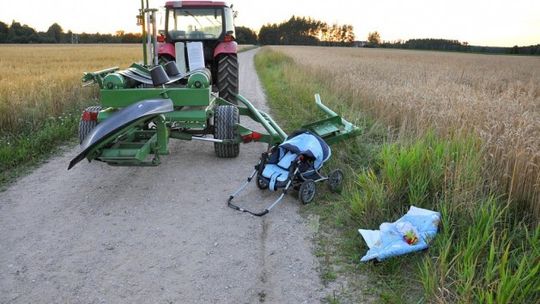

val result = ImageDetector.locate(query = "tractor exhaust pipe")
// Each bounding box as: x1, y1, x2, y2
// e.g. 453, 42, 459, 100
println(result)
139, 0, 148, 65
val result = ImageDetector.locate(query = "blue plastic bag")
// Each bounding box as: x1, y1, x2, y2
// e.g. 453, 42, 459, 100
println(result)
358, 206, 441, 262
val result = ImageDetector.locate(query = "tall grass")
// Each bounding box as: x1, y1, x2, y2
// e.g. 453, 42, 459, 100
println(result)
255, 47, 540, 303
348, 134, 539, 303
0, 45, 141, 184
274, 46, 540, 219
0, 45, 140, 133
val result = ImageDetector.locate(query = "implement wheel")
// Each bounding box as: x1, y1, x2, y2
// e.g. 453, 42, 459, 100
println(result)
78, 106, 101, 144
217, 54, 239, 104
214, 105, 240, 158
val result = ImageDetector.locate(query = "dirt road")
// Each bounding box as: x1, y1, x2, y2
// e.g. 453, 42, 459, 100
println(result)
0, 49, 326, 303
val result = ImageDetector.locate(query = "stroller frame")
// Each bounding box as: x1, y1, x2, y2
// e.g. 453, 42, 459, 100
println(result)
227, 148, 343, 217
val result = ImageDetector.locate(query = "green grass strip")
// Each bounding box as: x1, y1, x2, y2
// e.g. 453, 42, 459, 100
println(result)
255, 47, 540, 303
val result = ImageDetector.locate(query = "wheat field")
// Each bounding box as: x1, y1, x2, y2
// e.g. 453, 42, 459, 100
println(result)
0, 44, 141, 135
274, 46, 540, 217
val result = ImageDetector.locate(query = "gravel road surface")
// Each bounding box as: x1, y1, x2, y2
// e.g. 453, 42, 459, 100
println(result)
0, 49, 327, 303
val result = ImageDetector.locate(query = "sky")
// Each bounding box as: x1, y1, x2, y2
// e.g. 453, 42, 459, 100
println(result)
1, 0, 539, 47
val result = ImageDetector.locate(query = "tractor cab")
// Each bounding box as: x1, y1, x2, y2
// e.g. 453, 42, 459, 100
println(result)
158, 1, 238, 102
163, 1, 235, 42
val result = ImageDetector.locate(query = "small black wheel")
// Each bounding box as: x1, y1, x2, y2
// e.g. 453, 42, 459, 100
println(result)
298, 180, 316, 205
256, 176, 269, 190
214, 105, 240, 158
78, 106, 102, 144
328, 169, 344, 193
217, 54, 239, 104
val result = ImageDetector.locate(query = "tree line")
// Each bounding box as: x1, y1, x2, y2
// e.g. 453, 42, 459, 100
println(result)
0, 18, 355, 46
368, 32, 540, 56
0, 21, 142, 44
381, 38, 540, 55
258, 16, 355, 46
2, 19, 538, 55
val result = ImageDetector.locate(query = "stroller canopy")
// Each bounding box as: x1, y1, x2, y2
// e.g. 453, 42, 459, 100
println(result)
279, 131, 331, 169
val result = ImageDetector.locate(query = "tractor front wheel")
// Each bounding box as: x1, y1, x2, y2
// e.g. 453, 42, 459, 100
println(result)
214, 105, 240, 158
217, 54, 239, 104
78, 106, 102, 144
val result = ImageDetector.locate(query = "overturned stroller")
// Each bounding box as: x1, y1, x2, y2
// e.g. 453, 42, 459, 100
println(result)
228, 130, 344, 216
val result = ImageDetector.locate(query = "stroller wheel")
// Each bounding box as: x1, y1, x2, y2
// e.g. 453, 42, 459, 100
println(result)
299, 180, 316, 204
328, 169, 344, 193
256, 176, 269, 190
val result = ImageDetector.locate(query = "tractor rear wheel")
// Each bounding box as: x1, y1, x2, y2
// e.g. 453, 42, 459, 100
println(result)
217, 54, 239, 104
78, 106, 102, 144
214, 105, 240, 158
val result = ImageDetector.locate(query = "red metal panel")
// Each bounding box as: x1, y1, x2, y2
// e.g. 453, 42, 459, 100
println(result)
213, 41, 238, 57
158, 42, 176, 59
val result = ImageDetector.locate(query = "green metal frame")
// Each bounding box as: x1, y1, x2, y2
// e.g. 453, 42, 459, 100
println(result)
81, 81, 359, 167
81, 55, 359, 167
301, 94, 361, 145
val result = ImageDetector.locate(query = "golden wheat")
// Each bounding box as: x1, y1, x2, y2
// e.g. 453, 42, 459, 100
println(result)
0, 44, 254, 135
0, 44, 141, 134
273, 46, 540, 217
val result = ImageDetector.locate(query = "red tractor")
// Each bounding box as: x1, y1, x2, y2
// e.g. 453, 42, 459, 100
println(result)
157, 1, 238, 103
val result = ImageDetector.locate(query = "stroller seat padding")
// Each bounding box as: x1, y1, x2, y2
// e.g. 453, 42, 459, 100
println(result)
263, 152, 297, 190
277, 151, 297, 169
262, 165, 289, 190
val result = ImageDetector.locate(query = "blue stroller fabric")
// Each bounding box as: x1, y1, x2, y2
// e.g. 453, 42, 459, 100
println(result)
262, 131, 331, 191
358, 206, 441, 262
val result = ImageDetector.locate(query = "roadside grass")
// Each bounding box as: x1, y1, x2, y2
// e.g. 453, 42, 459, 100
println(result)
0, 114, 80, 189
255, 47, 540, 303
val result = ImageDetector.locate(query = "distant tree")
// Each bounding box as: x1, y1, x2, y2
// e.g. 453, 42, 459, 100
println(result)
367, 31, 381, 45
0, 21, 8, 43
258, 23, 280, 45
8, 21, 38, 43
120, 32, 142, 43
235, 26, 257, 44
47, 23, 63, 43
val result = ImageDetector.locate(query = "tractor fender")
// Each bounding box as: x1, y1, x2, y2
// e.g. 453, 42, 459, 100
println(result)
158, 43, 176, 59
214, 41, 238, 58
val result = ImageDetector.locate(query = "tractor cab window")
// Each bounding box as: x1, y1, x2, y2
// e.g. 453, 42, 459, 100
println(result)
167, 8, 224, 40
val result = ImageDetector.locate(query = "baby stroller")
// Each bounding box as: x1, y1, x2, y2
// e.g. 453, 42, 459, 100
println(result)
227, 130, 344, 216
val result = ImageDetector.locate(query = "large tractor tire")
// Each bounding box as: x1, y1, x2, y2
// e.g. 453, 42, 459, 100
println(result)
78, 106, 102, 144
214, 105, 240, 158
217, 54, 239, 104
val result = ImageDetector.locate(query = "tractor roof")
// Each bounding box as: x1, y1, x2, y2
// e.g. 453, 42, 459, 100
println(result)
165, 1, 228, 8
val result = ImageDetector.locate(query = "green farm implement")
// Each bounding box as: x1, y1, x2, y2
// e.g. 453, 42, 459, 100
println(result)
68, 0, 360, 171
